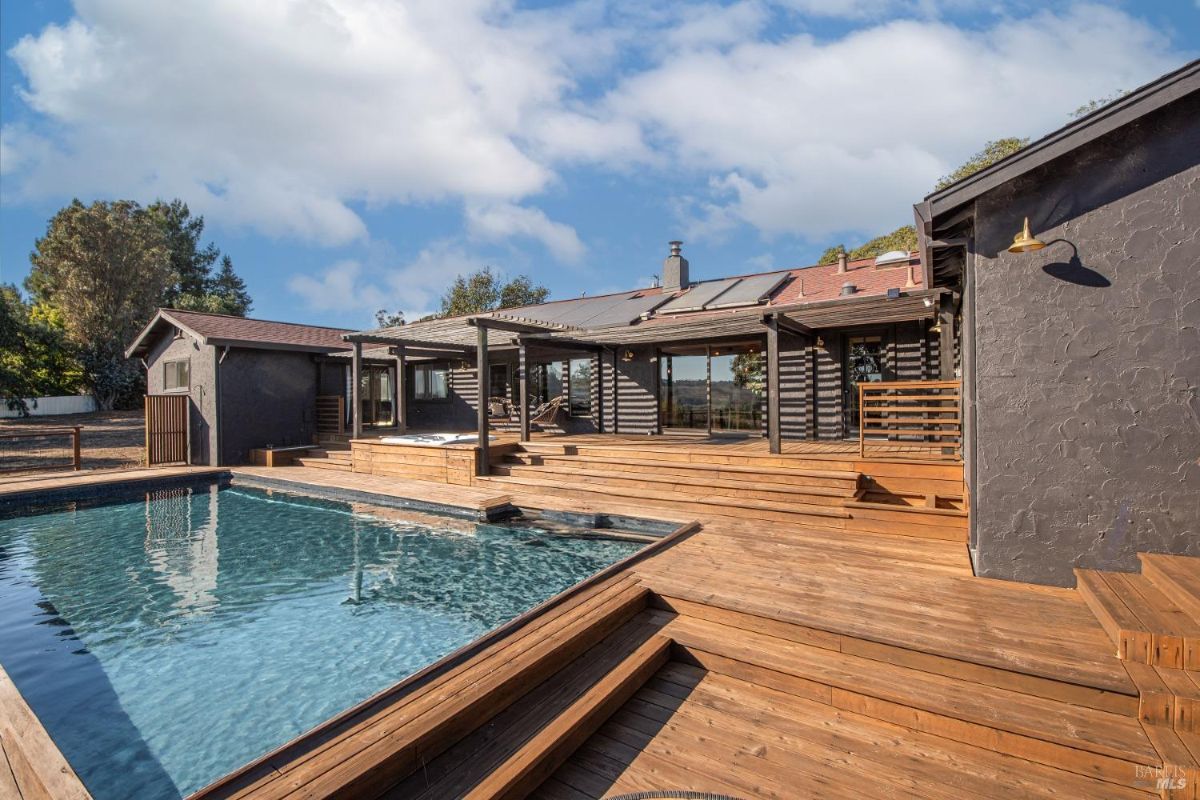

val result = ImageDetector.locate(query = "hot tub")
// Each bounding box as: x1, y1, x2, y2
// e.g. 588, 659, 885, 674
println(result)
377, 432, 496, 446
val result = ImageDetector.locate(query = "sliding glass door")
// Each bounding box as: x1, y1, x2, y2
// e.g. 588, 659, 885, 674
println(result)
659, 347, 763, 432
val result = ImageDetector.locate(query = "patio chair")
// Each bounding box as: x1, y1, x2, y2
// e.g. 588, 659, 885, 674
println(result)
529, 395, 566, 426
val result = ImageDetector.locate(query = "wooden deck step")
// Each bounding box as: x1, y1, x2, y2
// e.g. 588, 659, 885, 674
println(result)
649, 609, 1161, 791
1142, 554, 1200, 625
307, 448, 352, 461
292, 456, 353, 472
506, 451, 862, 487
1076, 568, 1200, 670
383, 615, 670, 799
493, 463, 857, 506
843, 500, 968, 542
479, 474, 851, 527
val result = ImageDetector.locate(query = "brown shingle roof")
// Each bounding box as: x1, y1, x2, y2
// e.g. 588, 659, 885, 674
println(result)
126, 308, 367, 358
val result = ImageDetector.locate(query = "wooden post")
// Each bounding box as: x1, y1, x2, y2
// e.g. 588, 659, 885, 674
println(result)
938, 293, 955, 380
765, 317, 781, 454
859, 383, 866, 457
705, 345, 712, 434
351, 341, 363, 439
395, 347, 407, 433
610, 348, 619, 435
476, 325, 490, 475
72, 425, 82, 470
518, 342, 530, 442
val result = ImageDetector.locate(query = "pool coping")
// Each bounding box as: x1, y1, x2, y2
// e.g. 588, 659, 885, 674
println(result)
1, 661, 93, 799
189, 514, 702, 799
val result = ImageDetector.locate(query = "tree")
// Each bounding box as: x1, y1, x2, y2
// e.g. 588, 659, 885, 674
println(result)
438, 266, 550, 317
27, 200, 173, 409
1071, 90, 1128, 120
817, 226, 918, 265
934, 137, 1029, 191
0, 287, 83, 415
731, 351, 764, 395
374, 308, 405, 328
149, 200, 252, 316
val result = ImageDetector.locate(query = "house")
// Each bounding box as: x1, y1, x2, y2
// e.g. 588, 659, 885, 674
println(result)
125, 308, 393, 465
916, 59, 1199, 585
342, 245, 946, 447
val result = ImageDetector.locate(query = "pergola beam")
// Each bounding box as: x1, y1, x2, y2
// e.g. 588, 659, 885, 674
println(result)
767, 313, 814, 337
468, 316, 569, 335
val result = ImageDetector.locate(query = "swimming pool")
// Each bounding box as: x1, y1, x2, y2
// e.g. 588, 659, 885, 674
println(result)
0, 480, 645, 799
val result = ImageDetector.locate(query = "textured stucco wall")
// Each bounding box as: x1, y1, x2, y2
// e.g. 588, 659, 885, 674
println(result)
145, 330, 216, 464
217, 349, 319, 464
970, 96, 1200, 586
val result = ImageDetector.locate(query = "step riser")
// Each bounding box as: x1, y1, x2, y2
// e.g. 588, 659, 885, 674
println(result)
518, 443, 860, 472
492, 466, 852, 506
483, 478, 846, 528
504, 455, 860, 491
1142, 556, 1200, 624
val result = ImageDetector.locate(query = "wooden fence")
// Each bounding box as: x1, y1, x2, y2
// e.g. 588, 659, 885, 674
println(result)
0, 427, 81, 473
859, 379, 961, 460
145, 394, 190, 465
316, 395, 345, 435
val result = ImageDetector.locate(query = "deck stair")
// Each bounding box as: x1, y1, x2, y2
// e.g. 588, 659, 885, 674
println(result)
481, 444, 862, 529
1075, 553, 1200, 789
292, 442, 353, 472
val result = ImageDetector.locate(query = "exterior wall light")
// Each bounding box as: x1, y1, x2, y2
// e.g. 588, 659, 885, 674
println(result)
621, 349, 635, 362
1008, 217, 1046, 253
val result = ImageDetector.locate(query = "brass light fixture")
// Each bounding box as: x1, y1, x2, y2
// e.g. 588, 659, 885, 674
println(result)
620, 349, 635, 362
1008, 217, 1046, 253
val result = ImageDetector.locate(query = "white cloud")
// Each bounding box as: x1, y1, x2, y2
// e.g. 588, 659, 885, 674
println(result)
3, 0, 611, 245
603, 3, 1182, 241
287, 240, 488, 323
465, 201, 585, 263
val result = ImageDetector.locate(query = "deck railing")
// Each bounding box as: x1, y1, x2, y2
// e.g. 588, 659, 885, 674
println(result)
0, 426, 82, 472
859, 379, 961, 460
315, 395, 345, 435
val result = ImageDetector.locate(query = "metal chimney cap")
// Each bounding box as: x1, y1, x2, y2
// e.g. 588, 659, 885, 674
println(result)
840, 282, 857, 296
669, 240, 683, 257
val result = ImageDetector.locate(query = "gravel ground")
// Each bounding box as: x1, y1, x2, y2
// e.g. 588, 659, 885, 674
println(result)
0, 409, 145, 476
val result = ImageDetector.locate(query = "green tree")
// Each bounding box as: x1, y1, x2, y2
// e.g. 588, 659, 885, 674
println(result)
1, 286, 84, 415
1071, 90, 1128, 120
731, 351, 764, 395
149, 200, 252, 316
438, 266, 550, 317
934, 137, 1029, 191
27, 199, 173, 409
817, 226, 918, 265
374, 308, 406, 328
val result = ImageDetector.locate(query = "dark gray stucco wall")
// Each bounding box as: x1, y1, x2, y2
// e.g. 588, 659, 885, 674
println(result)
145, 330, 216, 464
217, 349, 319, 464
970, 94, 1200, 586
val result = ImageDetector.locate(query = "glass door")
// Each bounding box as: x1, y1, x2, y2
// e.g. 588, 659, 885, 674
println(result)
710, 351, 763, 432
844, 335, 886, 436
659, 353, 709, 430
359, 366, 395, 427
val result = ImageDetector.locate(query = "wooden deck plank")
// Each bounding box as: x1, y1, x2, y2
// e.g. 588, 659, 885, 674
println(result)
0, 663, 92, 800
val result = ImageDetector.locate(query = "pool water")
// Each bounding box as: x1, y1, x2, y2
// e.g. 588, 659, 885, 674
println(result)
0, 482, 643, 799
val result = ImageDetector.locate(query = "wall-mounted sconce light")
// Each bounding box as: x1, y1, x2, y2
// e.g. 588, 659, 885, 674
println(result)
816, 336, 825, 347
1008, 217, 1046, 254
620, 349, 635, 362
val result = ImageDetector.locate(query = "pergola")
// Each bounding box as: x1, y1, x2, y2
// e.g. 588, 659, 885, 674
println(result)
343, 287, 951, 469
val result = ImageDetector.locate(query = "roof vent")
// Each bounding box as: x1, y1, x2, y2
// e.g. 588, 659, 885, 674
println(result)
874, 250, 910, 266
841, 282, 857, 296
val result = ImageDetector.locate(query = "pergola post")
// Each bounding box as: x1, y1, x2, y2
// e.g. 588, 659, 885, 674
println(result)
351, 340, 363, 439
518, 342, 530, 442
766, 316, 781, 454
395, 346, 407, 432
476, 325, 490, 475
938, 293, 955, 380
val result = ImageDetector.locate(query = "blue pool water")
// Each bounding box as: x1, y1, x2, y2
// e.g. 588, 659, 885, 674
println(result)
0, 481, 643, 799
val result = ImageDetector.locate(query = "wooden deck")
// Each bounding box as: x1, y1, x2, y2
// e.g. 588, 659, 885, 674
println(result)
1, 662, 91, 800
4, 457, 1188, 799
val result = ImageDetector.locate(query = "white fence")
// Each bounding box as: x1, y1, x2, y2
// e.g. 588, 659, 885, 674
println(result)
0, 395, 97, 418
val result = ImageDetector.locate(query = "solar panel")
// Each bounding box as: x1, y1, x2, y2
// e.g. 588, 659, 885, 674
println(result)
703, 273, 788, 309
549, 293, 641, 327
575, 291, 673, 328
655, 279, 741, 314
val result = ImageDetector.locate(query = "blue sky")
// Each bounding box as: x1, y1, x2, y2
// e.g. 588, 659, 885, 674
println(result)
1, 1, 1196, 329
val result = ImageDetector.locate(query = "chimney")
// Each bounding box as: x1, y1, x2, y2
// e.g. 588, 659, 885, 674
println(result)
663, 240, 690, 291
836, 250, 848, 274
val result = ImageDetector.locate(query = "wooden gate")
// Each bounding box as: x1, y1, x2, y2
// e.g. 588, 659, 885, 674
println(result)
145, 394, 190, 465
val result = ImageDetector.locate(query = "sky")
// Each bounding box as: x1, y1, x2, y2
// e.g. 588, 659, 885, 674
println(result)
1, 1, 1197, 330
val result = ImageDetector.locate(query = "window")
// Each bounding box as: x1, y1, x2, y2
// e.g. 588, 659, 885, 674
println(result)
163, 359, 190, 391
568, 358, 592, 417
414, 364, 449, 400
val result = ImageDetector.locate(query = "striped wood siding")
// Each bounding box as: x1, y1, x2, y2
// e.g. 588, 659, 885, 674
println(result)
145, 394, 189, 465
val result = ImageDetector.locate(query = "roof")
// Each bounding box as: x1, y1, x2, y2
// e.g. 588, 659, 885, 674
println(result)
347, 252, 925, 351
126, 309, 363, 358
916, 58, 1200, 286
